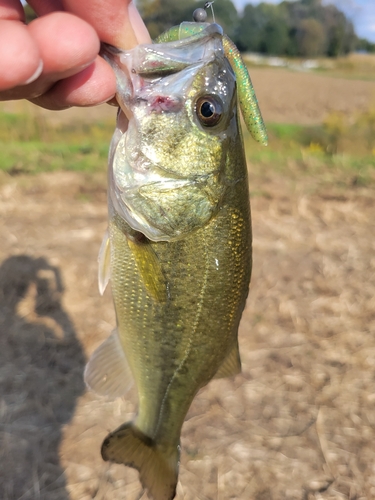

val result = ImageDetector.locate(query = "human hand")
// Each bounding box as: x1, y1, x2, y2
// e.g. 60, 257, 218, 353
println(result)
0, 0, 151, 109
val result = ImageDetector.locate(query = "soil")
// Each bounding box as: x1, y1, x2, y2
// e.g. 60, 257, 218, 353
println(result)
1, 68, 375, 500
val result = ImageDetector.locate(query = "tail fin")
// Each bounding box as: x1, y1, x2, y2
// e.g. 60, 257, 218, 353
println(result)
101, 423, 179, 500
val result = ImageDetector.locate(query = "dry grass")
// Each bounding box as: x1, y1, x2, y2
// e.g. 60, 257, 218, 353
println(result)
0, 165, 374, 499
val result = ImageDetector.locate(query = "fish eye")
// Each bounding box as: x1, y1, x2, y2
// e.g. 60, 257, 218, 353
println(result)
195, 95, 223, 127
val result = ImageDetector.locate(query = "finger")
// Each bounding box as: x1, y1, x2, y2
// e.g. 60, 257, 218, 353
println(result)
0, 12, 100, 100
28, 12, 99, 76
0, 0, 25, 21
61, 0, 151, 49
0, 20, 42, 91
27, 0, 63, 16
30, 56, 116, 110
128, 2, 151, 45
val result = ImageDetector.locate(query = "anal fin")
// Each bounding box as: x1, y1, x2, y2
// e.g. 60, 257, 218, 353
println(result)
84, 329, 133, 399
213, 342, 242, 379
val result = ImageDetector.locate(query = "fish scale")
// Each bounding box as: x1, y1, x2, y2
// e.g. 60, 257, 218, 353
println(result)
109, 184, 251, 447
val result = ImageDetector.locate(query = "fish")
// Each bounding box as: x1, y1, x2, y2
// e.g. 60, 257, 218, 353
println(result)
84, 21, 267, 500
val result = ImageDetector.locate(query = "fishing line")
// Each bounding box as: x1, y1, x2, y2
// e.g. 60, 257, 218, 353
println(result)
204, 1, 216, 23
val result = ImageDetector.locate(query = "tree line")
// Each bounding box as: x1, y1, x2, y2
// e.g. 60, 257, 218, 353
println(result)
137, 0, 375, 57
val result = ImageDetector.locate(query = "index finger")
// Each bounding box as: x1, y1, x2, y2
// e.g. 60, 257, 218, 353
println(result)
0, 0, 25, 21
61, 0, 151, 49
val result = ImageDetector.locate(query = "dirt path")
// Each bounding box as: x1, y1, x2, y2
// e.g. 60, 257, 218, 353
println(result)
0, 170, 374, 499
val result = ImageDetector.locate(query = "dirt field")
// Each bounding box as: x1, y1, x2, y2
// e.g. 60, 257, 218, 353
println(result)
251, 67, 375, 125
1, 67, 375, 500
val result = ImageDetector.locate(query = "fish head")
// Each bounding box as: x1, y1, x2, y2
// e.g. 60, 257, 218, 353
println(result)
104, 24, 241, 242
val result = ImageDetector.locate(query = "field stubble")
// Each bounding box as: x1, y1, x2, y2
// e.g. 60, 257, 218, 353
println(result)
0, 66, 375, 499
0, 167, 374, 499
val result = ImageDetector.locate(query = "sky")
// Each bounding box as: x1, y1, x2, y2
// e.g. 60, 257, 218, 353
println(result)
231, 0, 375, 42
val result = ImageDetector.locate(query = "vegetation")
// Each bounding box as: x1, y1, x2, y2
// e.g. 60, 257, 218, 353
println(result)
356, 37, 375, 54
0, 112, 113, 175
1, 109, 374, 187
137, 0, 373, 57
243, 117, 375, 189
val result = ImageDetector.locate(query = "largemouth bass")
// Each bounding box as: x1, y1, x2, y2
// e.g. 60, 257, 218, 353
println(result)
85, 21, 267, 500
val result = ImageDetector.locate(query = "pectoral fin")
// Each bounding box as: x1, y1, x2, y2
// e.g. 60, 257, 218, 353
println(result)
98, 229, 111, 296
84, 329, 133, 399
127, 239, 168, 303
213, 343, 242, 379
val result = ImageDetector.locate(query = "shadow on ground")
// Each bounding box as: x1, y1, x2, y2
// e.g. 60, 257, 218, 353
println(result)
0, 255, 86, 500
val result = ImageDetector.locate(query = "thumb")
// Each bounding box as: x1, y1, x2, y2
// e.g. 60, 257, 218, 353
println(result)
61, 0, 151, 50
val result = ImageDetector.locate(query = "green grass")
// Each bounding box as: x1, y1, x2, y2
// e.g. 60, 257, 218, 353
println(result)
244, 121, 375, 188
1, 111, 374, 188
0, 112, 113, 174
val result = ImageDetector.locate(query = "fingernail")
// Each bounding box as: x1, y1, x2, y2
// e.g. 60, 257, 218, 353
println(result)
23, 60, 44, 85
128, 2, 152, 44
